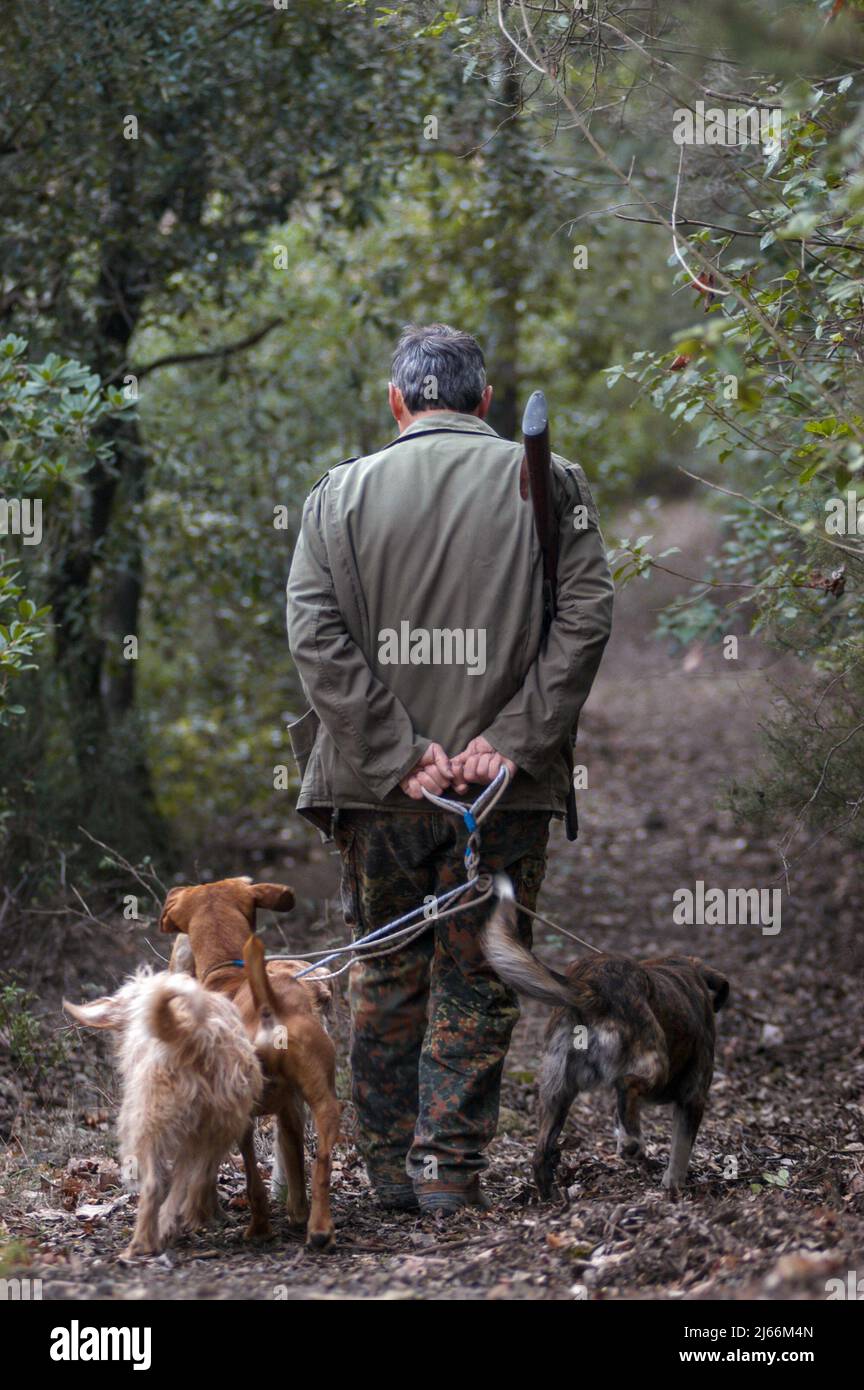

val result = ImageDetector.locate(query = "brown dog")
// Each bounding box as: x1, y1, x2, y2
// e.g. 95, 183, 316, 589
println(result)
160, 878, 341, 1249
484, 877, 729, 1199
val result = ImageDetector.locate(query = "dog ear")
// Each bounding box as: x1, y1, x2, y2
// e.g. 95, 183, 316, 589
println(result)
692, 960, 730, 1013
707, 972, 730, 1013
304, 969, 333, 1015
159, 886, 189, 935
251, 883, 295, 913
64, 996, 124, 1030
274, 959, 332, 1013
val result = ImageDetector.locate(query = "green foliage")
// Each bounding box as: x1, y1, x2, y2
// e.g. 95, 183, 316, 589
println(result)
0, 574, 49, 725
0, 975, 68, 1087
131, 164, 680, 834
595, 74, 864, 846
0, 0, 473, 877
0, 334, 126, 488
0, 334, 129, 723
604, 77, 864, 629
3, 0, 864, 875
0, 1240, 31, 1276
608, 537, 681, 585
731, 653, 864, 850
0, 0, 466, 365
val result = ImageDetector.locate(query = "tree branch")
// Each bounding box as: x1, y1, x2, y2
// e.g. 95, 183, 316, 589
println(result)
133, 318, 284, 381
497, 0, 864, 454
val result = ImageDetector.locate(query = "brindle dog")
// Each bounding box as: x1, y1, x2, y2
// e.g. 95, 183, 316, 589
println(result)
484, 877, 729, 1198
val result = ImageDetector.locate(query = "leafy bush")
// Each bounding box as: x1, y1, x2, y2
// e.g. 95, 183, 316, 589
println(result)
0, 334, 131, 724
0, 975, 68, 1088
604, 78, 864, 848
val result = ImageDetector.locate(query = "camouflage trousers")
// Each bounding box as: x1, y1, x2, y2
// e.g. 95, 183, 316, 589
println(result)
333, 809, 551, 1199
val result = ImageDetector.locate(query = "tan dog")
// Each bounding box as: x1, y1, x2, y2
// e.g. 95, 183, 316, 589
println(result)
65, 970, 262, 1258
160, 878, 341, 1249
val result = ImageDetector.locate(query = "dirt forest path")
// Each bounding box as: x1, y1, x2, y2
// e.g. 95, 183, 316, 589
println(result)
3, 504, 862, 1301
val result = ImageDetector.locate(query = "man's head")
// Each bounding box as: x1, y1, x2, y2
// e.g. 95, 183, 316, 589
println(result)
389, 323, 493, 431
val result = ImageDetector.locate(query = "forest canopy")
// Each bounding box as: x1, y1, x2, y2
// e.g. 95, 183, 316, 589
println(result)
2, 0, 864, 890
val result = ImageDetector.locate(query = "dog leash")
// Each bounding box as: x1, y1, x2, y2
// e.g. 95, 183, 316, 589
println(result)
298, 875, 497, 981
249, 766, 602, 978
511, 900, 603, 955
265, 769, 511, 979
419, 768, 601, 953
419, 766, 511, 874
198, 887, 600, 986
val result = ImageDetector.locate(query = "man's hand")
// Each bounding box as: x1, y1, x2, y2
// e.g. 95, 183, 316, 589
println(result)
399, 742, 452, 801
450, 736, 517, 794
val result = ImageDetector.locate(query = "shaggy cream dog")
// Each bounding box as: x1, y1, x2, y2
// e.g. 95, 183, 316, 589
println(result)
65, 969, 262, 1258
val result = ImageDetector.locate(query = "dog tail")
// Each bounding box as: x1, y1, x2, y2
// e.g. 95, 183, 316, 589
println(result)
483, 876, 575, 1009
147, 973, 209, 1046
242, 933, 279, 1015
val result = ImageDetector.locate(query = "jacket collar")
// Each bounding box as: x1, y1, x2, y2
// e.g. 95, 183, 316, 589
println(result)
397, 410, 500, 440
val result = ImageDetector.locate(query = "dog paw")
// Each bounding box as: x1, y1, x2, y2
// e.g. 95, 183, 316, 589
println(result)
617, 1136, 644, 1161
119, 1242, 157, 1261
637, 1152, 663, 1172
533, 1150, 563, 1200
661, 1171, 683, 1200
306, 1227, 336, 1252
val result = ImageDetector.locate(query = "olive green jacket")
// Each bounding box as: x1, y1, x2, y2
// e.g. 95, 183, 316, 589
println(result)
286, 411, 613, 833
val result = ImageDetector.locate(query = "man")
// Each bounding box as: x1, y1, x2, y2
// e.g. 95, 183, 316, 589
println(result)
286, 324, 613, 1214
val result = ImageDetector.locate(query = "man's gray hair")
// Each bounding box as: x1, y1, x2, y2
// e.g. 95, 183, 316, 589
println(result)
391, 323, 486, 414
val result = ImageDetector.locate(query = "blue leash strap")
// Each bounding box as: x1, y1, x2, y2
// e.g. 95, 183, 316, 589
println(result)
294, 878, 477, 978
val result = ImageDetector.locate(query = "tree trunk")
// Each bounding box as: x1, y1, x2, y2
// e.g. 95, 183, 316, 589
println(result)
47, 154, 166, 849
485, 61, 524, 443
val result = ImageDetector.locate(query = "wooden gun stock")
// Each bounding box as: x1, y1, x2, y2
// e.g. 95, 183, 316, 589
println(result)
522, 389, 579, 842
522, 390, 558, 627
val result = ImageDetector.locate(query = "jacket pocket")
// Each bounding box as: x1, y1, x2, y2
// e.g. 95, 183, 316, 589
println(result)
287, 708, 320, 781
